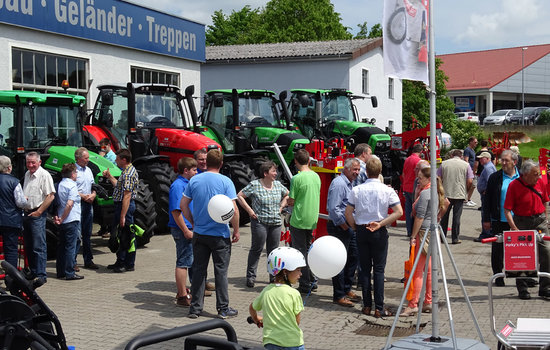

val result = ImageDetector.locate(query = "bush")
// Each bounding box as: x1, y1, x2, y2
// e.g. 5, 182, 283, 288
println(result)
536, 110, 550, 125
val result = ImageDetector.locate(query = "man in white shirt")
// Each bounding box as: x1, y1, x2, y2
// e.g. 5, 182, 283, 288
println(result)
22, 152, 56, 286
345, 156, 402, 318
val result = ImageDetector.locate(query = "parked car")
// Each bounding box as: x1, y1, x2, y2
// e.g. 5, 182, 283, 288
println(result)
455, 111, 479, 123
509, 106, 550, 125
482, 109, 519, 126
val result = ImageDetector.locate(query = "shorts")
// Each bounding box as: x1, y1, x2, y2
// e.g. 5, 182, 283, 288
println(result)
170, 227, 193, 268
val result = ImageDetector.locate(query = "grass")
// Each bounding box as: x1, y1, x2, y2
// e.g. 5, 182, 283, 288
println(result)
517, 133, 550, 161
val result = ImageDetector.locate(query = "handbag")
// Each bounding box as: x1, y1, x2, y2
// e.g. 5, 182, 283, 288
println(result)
418, 229, 430, 255
404, 244, 415, 301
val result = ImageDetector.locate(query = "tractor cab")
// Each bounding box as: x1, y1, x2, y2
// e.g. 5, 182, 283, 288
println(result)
0, 90, 86, 178
201, 89, 308, 167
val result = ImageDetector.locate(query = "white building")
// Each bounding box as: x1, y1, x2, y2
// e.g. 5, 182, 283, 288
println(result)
0, 1, 204, 109
202, 38, 403, 133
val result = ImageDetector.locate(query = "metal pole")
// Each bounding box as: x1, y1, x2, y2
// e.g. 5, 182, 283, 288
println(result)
427, 0, 440, 341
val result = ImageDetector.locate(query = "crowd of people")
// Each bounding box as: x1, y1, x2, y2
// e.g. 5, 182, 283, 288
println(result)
2, 136, 550, 349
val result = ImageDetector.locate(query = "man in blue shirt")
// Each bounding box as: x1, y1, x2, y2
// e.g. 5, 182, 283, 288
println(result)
463, 136, 478, 206
169, 157, 197, 307
327, 158, 361, 307
55, 163, 83, 280
482, 150, 520, 287
181, 149, 240, 319
74, 147, 98, 270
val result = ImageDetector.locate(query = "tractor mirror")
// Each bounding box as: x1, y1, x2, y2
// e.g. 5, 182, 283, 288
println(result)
279, 90, 287, 102
213, 95, 224, 108
100, 90, 114, 106
371, 96, 378, 108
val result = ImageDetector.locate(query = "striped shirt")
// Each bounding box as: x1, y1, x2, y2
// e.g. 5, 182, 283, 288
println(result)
112, 163, 139, 202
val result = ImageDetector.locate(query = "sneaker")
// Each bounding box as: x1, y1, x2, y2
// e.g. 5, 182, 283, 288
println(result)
217, 307, 238, 319
188, 312, 200, 319
465, 200, 477, 207
246, 280, 255, 288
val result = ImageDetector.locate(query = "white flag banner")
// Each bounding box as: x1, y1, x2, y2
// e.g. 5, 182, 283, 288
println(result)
383, 0, 429, 84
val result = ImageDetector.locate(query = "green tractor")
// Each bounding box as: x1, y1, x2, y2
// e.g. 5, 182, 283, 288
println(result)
200, 89, 309, 222
0, 90, 156, 256
288, 88, 394, 182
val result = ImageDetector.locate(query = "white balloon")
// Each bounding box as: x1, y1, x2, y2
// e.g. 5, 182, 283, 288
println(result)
207, 194, 235, 224
307, 235, 347, 279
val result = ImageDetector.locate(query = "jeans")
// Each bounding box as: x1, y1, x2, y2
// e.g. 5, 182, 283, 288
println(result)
190, 234, 232, 314
247, 219, 281, 283
439, 198, 464, 242
0, 226, 21, 269
289, 226, 314, 290
265, 344, 305, 350
75, 201, 94, 265
22, 212, 48, 279
404, 191, 414, 237
356, 225, 388, 311
56, 221, 80, 278
113, 200, 136, 268
327, 221, 358, 300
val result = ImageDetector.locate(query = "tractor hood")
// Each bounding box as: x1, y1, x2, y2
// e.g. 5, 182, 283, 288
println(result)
44, 146, 122, 180
155, 128, 221, 151
254, 127, 308, 145
330, 120, 375, 136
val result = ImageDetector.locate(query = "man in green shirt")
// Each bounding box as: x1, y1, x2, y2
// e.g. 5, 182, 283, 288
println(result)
288, 149, 321, 293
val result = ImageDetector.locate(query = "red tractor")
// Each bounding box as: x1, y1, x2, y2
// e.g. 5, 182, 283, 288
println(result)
84, 83, 220, 234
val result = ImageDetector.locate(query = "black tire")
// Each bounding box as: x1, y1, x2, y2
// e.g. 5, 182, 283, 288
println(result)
221, 160, 255, 226
133, 180, 157, 247
136, 162, 174, 235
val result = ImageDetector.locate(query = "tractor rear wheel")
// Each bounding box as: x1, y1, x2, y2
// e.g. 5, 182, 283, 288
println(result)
222, 160, 255, 226
136, 162, 174, 235
134, 180, 157, 247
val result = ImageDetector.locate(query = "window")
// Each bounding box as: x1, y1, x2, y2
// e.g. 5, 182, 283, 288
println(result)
388, 120, 394, 133
362, 69, 369, 95
11, 48, 88, 94
131, 66, 179, 86
388, 78, 394, 99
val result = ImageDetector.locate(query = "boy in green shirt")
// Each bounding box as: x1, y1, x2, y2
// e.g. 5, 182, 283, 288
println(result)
288, 149, 321, 293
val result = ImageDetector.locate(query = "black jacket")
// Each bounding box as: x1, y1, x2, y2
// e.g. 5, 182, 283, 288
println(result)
482, 169, 518, 223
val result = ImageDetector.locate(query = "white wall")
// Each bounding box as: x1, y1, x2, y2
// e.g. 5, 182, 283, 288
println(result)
348, 47, 403, 133
0, 24, 201, 111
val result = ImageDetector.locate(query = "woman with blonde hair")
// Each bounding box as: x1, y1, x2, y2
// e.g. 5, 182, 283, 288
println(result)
401, 167, 448, 316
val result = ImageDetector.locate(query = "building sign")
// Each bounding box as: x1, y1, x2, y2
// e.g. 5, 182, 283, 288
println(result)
454, 96, 475, 111
0, 0, 205, 62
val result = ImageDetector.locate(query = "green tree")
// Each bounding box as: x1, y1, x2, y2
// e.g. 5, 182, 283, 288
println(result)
206, 6, 261, 46
354, 22, 382, 39
206, 0, 351, 45
402, 58, 483, 150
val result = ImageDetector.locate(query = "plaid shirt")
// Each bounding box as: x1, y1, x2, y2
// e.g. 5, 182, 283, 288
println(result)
112, 163, 139, 202
241, 179, 288, 226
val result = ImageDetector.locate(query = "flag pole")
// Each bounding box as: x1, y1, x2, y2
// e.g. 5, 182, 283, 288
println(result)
427, 0, 440, 341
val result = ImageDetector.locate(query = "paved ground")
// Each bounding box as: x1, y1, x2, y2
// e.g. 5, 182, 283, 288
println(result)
6, 191, 550, 349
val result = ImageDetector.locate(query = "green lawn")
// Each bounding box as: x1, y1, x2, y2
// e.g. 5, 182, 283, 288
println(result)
517, 133, 550, 161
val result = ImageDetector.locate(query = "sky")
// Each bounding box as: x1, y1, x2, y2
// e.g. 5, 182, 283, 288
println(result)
128, 0, 550, 54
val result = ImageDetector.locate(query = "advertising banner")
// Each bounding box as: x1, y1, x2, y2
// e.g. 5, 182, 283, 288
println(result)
0, 0, 205, 62
383, 0, 429, 84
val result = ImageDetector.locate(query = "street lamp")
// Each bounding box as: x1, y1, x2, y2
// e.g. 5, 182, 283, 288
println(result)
522, 47, 528, 125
